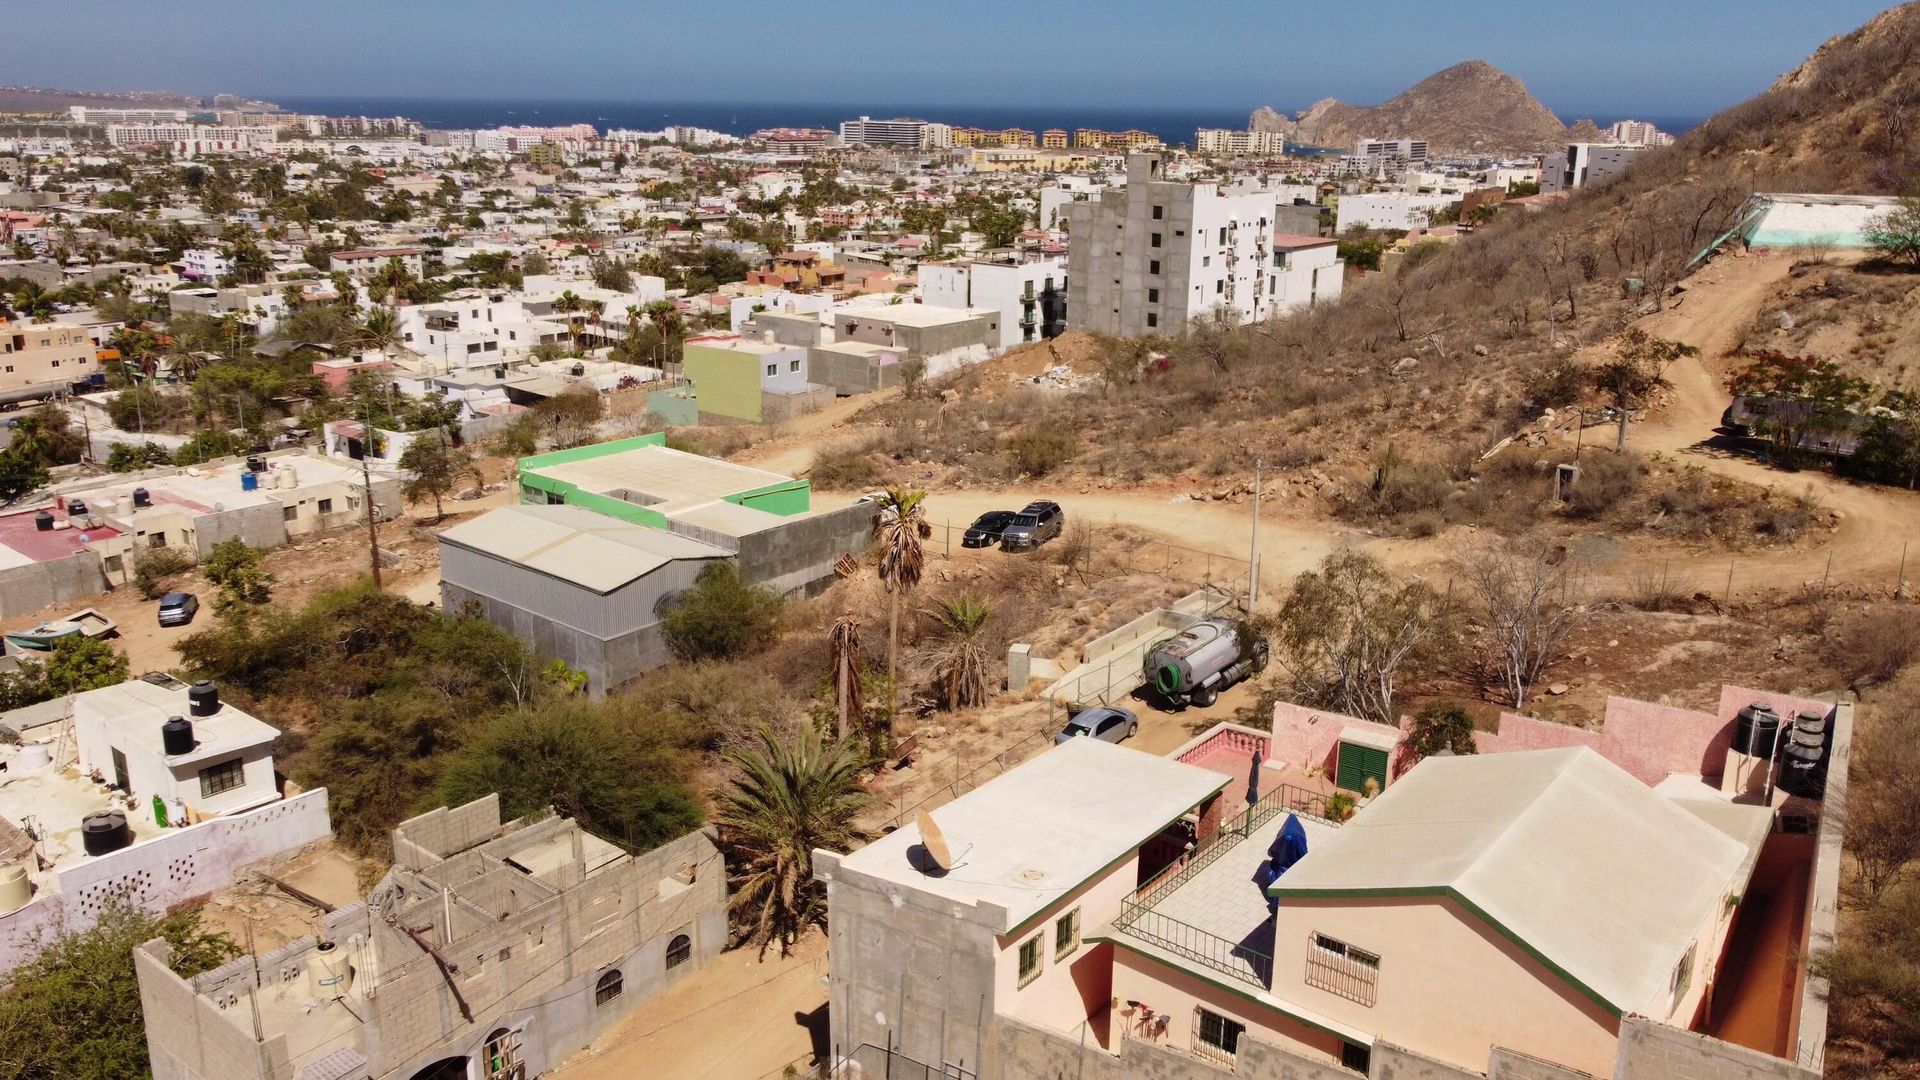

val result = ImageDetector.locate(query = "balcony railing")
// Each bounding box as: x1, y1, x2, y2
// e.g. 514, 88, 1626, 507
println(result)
1113, 781, 1339, 991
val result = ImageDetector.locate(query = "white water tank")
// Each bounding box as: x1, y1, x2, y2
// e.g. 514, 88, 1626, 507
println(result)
279, 466, 298, 489
308, 940, 352, 1001
0, 862, 30, 915
16, 744, 50, 771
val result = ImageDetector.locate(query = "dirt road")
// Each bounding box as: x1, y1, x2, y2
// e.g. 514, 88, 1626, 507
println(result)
1631, 252, 1920, 587
735, 388, 899, 477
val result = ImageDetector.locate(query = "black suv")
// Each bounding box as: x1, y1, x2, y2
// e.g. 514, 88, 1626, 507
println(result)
962, 510, 1017, 548
999, 501, 1064, 551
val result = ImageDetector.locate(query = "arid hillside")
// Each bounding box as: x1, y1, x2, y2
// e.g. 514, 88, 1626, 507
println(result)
1250, 60, 1572, 153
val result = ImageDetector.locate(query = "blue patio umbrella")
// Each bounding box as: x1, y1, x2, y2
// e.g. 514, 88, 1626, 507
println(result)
1246, 748, 1263, 808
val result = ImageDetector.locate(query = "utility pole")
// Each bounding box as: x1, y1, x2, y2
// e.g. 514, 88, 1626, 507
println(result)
361, 401, 382, 589
1248, 457, 1262, 609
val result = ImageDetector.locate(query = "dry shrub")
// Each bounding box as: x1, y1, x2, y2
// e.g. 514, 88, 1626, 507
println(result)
1823, 605, 1920, 689
1562, 451, 1644, 519
808, 438, 886, 490
1006, 427, 1079, 477
1619, 563, 1686, 612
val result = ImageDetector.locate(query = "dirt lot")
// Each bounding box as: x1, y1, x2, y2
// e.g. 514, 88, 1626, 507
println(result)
550, 930, 828, 1080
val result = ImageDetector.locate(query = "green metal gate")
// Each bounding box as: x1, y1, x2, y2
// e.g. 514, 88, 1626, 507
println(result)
1336, 741, 1389, 793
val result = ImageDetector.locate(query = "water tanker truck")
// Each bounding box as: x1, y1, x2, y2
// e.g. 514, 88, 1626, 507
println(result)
1142, 617, 1270, 708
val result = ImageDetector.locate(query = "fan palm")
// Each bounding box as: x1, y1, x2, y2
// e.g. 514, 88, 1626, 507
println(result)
644, 299, 681, 370
923, 594, 994, 710
828, 612, 864, 740
717, 725, 873, 958
554, 290, 584, 347
871, 487, 931, 738
356, 306, 402, 357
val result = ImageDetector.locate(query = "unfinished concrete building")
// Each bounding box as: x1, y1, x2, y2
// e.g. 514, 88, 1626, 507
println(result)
136, 794, 726, 1080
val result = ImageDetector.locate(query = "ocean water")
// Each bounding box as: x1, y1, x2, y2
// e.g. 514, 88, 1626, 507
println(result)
271, 96, 1704, 147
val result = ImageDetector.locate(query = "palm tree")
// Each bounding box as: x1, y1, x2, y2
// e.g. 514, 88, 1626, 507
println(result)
644, 299, 681, 372
373, 257, 413, 308
623, 303, 643, 360
357, 306, 402, 358
717, 725, 873, 958
828, 612, 864, 740
871, 487, 931, 739
923, 594, 994, 710
554, 290, 584, 348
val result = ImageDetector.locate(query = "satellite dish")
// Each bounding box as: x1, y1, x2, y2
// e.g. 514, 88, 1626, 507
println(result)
915, 810, 953, 873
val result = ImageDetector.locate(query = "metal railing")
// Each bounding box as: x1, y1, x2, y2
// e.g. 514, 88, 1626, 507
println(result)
834, 1043, 976, 1080
1114, 781, 1338, 991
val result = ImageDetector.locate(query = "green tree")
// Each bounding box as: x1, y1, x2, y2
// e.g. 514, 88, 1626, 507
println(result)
1405, 700, 1479, 764
1726, 351, 1874, 465
661, 562, 784, 662
202, 538, 273, 609
1596, 328, 1698, 451
1275, 550, 1454, 726
40, 635, 131, 696
717, 725, 874, 957
1865, 194, 1920, 268
436, 701, 703, 850
398, 437, 477, 522
0, 901, 240, 1080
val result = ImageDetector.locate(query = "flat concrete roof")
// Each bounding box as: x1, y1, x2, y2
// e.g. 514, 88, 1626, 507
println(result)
530, 443, 794, 514
838, 304, 988, 328
1270, 747, 1748, 1014
439, 504, 730, 593
837, 738, 1227, 933
78, 679, 280, 768
665, 499, 787, 537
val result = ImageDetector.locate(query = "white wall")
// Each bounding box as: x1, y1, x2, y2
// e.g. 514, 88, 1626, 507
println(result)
1334, 192, 1458, 232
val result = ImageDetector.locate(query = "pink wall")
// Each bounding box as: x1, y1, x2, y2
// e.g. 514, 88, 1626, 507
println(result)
996, 853, 1142, 1037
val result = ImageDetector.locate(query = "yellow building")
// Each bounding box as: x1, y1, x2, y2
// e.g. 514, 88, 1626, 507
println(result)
1, 319, 94, 393
1041, 128, 1068, 149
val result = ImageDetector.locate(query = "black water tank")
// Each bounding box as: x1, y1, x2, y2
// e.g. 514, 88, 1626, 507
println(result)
81, 810, 130, 856
34, 511, 54, 532
1732, 707, 1780, 757
162, 715, 195, 755
65, 498, 87, 517
246, 456, 267, 473
187, 681, 220, 717
132, 487, 152, 509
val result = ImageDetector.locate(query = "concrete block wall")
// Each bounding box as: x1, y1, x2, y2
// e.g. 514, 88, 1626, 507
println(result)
0, 550, 108, 620
392, 794, 502, 868
1614, 1019, 1818, 1080
1488, 1047, 1601, 1079
1369, 1041, 1482, 1080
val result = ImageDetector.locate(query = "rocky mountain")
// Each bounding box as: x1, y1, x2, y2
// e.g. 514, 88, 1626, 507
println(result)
1249, 60, 1572, 154
1248, 106, 1295, 136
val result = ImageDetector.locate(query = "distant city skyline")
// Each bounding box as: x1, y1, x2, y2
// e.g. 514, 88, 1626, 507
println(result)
3, 1, 1899, 119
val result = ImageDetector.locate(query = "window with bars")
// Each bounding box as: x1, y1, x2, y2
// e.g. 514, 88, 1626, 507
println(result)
595, 968, 623, 1006
1305, 932, 1380, 1006
198, 758, 244, 799
1192, 1008, 1244, 1066
1017, 935, 1043, 987
1054, 907, 1080, 961
667, 933, 692, 970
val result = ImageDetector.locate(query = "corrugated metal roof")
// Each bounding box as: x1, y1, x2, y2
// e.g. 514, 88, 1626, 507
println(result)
440, 504, 729, 593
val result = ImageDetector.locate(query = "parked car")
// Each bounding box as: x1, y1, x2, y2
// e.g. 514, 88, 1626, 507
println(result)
1054, 706, 1138, 745
999, 500, 1064, 551
961, 510, 1017, 548
157, 592, 200, 628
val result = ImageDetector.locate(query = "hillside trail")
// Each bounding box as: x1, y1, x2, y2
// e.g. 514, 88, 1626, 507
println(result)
1629, 251, 1920, 589
734, 386, 900, 476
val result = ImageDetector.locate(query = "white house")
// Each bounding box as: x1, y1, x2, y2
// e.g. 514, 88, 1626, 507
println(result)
74, 679, 280, 821
918, 253, 1068, 351
1266, 233, 1345, 314
1334, 192, 1460, 232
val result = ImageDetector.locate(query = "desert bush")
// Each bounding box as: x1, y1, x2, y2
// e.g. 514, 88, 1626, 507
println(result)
1823, 607, 1920, 689
808, 439, 885, 491
661, 562, 785, 662
1006, 427, 1078, 477
133, 547, 196, 599
1562, 451, 1644, 518
1620, 563, 1687, 612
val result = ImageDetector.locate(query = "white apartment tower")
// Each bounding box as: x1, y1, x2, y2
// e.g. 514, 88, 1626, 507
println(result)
1064, 153, 1279, 338
837, 116, 931, 148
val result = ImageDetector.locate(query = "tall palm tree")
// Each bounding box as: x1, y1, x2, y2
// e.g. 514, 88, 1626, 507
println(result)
623, 303, 644, 360
357, 306, 402, 358
554, 290, 584, 348
373, 257, 413, 309
717, 725, 873, 958
828, 612, 864, 740
923, 594, 994, 710
644, 299, 681, 372
871, 488, 931, 739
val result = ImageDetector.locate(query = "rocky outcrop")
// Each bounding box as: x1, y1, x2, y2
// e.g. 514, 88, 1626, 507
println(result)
1251, 60, 1572, 154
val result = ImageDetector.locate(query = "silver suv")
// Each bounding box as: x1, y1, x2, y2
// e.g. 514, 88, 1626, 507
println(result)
999, 500, 1063, 551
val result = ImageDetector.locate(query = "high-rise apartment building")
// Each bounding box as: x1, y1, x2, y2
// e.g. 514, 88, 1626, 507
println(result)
1605, 120, 1676, 147
1354, 137, 1430, 165
1541, 142, 1651, 192
1064, 153, 1281, 338
838, 116, 933, 148
1196, 128, 1289, 156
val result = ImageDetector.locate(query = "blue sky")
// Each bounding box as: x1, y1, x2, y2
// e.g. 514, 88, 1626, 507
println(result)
1, 0, 1898, 117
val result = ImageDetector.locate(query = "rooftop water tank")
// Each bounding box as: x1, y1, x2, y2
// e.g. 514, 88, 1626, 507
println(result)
308, 940, 353, 1001
16, 744, 50, 771
162, 715, 195, 755
33, 511, 53, 532
80, 810, 131, 856
1732, 707, 1780, 757
241, 471, 259, 492
188, 681, 220, 717
65, 498, 87, 517
0, 862, 30, 916
132, 487, 152, 508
